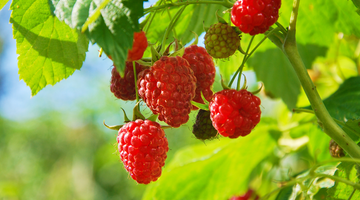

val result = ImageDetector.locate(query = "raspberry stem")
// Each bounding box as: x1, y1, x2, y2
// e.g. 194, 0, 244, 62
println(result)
283, 0, 360, 158
160, 6, 186, 54
133, 61, 140, 103
228, 27, 281, 88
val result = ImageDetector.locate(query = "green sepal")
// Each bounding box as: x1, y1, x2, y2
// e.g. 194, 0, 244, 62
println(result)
121, 108, 131, 123
147, 114, 159, 122
169, 47, 185, 57
135, 59, 152, 67
151, 45, 162, 64
221, 75, 232, 90
216, 10, 227, 24
103, 121, 123, 131
163, 41, 175, 56
190, 31, 199, 46
200, 91, 210, 105
240, 74, 247, 90
233, 26, 242, 35
191, 101, 210, 111
251, 83, 264, 95
133, 101, 146, 121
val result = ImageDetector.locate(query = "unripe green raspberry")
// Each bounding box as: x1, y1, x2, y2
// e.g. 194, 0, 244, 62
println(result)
204, 23, 240, 59
192, 109, 218, 140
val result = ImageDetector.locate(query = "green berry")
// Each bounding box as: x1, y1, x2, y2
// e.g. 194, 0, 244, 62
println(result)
204, 23, 240, 59
192, 109, 218, 140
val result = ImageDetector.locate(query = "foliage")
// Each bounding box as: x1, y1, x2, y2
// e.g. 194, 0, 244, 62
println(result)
1, 0, 360, 199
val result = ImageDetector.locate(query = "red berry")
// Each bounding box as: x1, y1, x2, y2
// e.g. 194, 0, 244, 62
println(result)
231, 0, 281, 35
209, 89, 261, 138
229, 189, 259, 200
182, 45, 216, 110
137, 56, 197, 128
110, 62, 146, 100
117, 119, 169, 184
127, 31, 148, 61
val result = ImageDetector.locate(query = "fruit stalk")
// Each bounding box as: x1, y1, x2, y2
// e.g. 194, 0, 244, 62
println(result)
283, 0, 360, 158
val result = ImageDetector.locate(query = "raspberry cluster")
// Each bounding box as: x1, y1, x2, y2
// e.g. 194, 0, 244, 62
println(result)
182, 45, 215, 109
209, 89, 261, 138
117, 119, 169, 184
204, 23, 240, 59
137, 56, 197, 127
231, 0, 281, 35
192, 109, 218, 140
110, 62, 146, 100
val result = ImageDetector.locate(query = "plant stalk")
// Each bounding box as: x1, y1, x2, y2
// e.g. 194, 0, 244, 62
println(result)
282, 0, 360, 158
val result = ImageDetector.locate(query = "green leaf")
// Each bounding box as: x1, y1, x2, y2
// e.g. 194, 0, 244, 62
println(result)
248, 47, 301, 111
278, 0, 360, 47
328, 162, 360, 199
275, 186, 293, 200
145, 2, 226, 47
339, 119, 360, 143
323, 77, 360, 120
307, 125, 332, 162
142, 120, 278, 200
49, 0, 145, 76
10, 0, 88, 96
0, 0, 9, 10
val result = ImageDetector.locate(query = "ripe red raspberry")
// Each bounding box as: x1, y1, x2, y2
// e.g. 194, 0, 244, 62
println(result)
127, 31, 148, 61
117, 119, 169, 184
229, 189, 259, 200
110, 62, 146, 100
231, 0, 281, 35
192, 109, 218, 140
182, 45, 215, 110
204, 23, 240, 59
137, 56, 197, 127
209, 89, 261, 138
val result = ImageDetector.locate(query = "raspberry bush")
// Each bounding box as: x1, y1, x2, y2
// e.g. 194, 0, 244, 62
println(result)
4, 0, 360, 199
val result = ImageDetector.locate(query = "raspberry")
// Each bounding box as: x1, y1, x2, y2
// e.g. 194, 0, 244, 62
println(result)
117, 119, 169, 184
127, 31, 148, 61
204, 23, 240, 59
229, 189, 259, 200
192, 109, 218, 140
329, 139, 345, 158
137, 56, 197, 127
231, 0, 281, 35
182, 45, 215, 110
110, 62, 146, 100
209, 89, 261, 138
